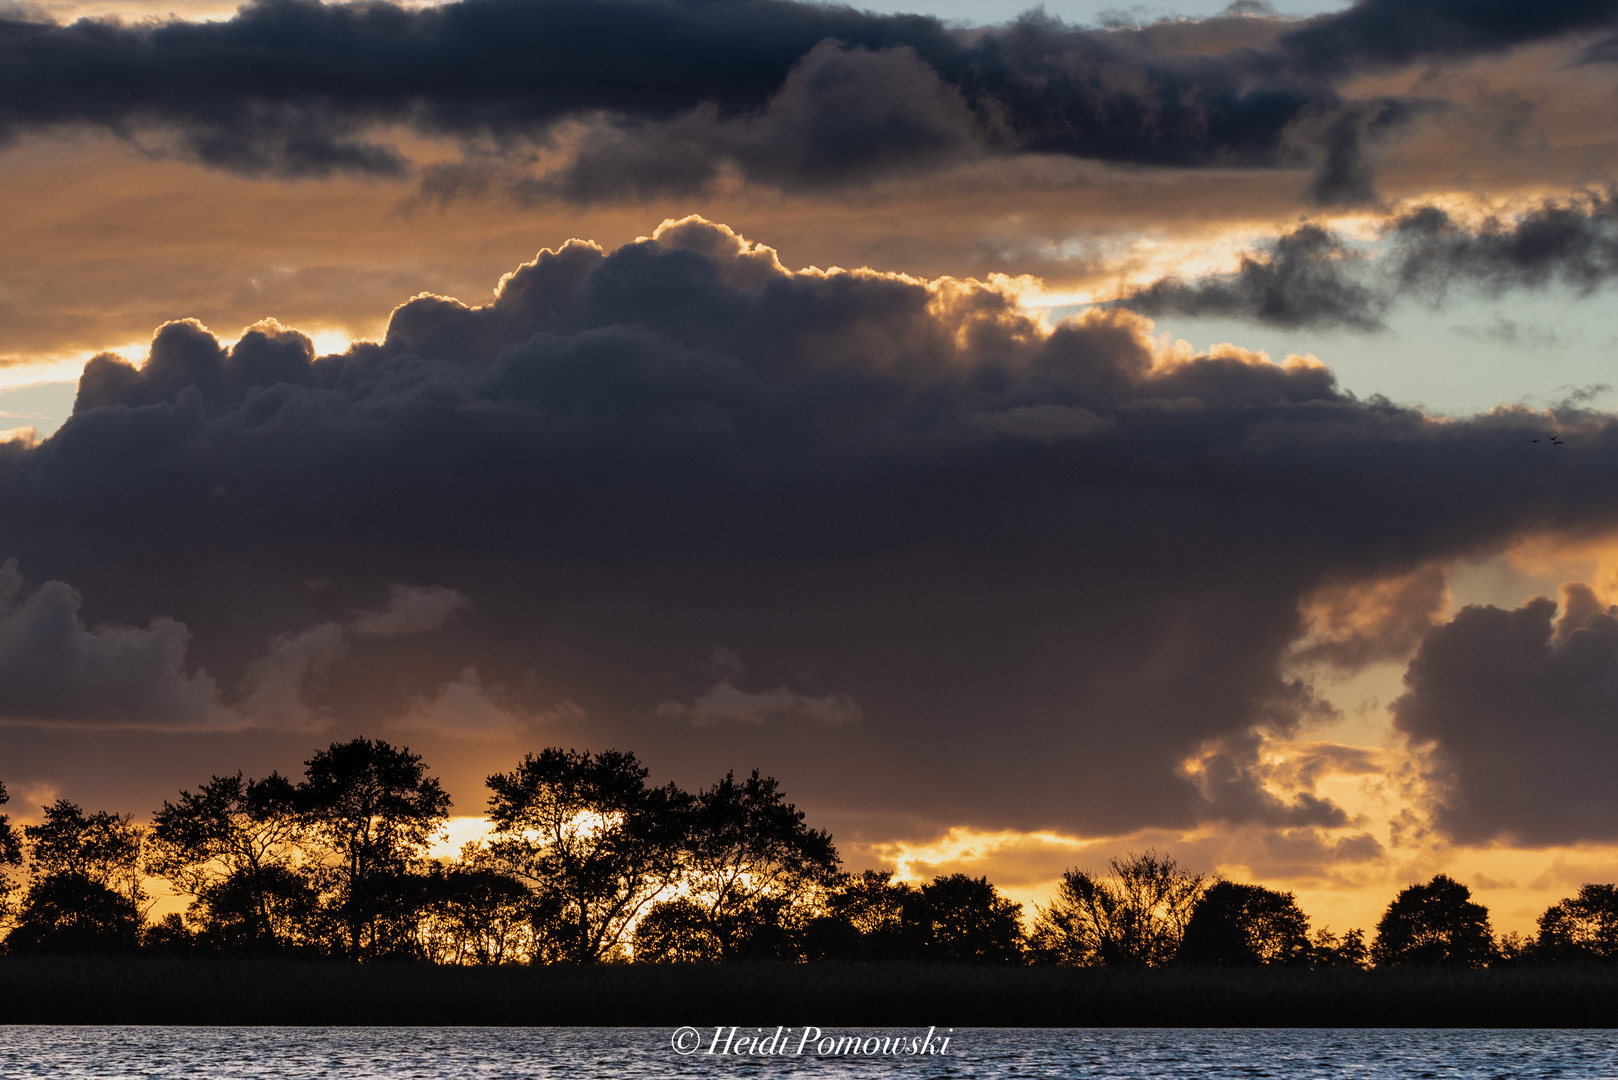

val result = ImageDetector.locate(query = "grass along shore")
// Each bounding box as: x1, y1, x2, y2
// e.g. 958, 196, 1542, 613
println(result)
5, 959, 1618, 1026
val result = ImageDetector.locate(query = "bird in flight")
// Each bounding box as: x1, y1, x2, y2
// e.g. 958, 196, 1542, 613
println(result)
1551, 435, 1565, 445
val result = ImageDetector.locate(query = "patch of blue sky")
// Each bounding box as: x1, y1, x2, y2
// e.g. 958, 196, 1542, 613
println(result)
1049, 288, 1618, 418
0, 380, 77, 439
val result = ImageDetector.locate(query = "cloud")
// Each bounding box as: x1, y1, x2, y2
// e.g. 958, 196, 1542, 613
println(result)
972, 403, 1111, 442
1279, 0, 1618, 75
388, 666, 557, 740
654, 681, 863, 727
1393, 583, 1618, 846
234, 584, 472, 730
1119, 190, 1618, 329
1395, 194, 1618, 299
1122, 223, 1386, 330
1, 0, 1606, 197
349, 584, 470, 638
235, 620, 346, 732
1294, 565, 1450, 671
0, 557, 229, 730
9, 216, 1618, 836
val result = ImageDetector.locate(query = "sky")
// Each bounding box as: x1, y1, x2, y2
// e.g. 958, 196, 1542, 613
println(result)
7, 0, 1618, 940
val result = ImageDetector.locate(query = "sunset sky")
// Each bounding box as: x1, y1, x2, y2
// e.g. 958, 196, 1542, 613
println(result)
7, 0, 1618, 938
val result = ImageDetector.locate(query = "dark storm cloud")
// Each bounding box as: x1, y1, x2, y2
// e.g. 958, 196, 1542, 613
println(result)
1279, 0, 1618, 74
1120, 190, 1618, 329
6, 217, 1618, 835
1393, 584, 1618, 846
1, 0, 1612, 194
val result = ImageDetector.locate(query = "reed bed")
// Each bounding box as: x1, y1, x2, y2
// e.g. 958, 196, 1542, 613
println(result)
5, 959, 1618, 1027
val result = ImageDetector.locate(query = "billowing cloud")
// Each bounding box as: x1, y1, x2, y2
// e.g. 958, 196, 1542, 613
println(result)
2, 0, 1611, 198
7, 216, 1618, 837
0, 557, 228, 730
1393, 583, 1618, 846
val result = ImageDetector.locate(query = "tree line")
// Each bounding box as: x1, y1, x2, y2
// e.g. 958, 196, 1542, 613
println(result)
1, 742, 1616, 967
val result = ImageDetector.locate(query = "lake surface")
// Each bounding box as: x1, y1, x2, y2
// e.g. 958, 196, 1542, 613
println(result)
1, 1026, 1615, 1077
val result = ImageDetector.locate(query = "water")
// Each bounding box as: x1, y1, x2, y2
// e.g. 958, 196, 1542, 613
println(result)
0, 1027, 1613, 1078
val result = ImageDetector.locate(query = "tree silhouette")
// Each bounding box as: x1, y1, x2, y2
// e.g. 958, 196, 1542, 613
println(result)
298, 738, 451, 959
0, 781, 20, 929
1176, 881, 1311, 966
1371, 874, 1495, 967
633, 897, 724, 962
485, 748, 689, 963
23, 799, 146, 910
1309, 926, 1368, 967
149, 771, 309, 954
683, 770, 840, 960
917, 874, 1024, 963
0, 781, 19, 868
193, 863, 321, 954
1031, 851, 1204, 966
1538, 883, 1618, 963
416, 850, 541, 965
805, 870, 928, 960
6, 872, 141, 955
7, 799, 146, 955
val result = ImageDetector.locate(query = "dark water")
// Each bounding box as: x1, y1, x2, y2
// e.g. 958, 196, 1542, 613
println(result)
0, 1026, 1614, 1077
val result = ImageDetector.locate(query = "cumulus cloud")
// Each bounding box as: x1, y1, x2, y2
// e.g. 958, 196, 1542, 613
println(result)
1393, 583, 1618, 846
0, 558, 229, 730
655, 681, 863, 727
388, 666, 557, 740
9, 215, 1618, 835
0, 0, 1607, 197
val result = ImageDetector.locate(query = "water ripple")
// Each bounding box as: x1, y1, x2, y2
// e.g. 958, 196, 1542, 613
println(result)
0, 1027, 1612, 1078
